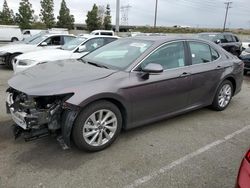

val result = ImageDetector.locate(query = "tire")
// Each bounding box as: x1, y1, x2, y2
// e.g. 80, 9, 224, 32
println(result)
6, 54, 20, 69
72, 100, 122, 152
244, 70, 248, 75
11, 37, 18, 42
211, 80, 233, 111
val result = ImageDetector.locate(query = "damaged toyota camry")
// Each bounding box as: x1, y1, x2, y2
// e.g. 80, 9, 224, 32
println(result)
6, 37, 244, 151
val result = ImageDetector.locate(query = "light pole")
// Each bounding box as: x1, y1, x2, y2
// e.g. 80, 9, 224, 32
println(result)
116, 0, 120, 32
154, 0, 158, 28
223, 1, 232, 32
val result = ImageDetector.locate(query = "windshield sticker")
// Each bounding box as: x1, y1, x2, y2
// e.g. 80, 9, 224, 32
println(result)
130, 43, 147, 48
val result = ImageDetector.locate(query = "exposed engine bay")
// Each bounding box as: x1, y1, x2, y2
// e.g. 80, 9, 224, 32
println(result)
6, 87, 78, 149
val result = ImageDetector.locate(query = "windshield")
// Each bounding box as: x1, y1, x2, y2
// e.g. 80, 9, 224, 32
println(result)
82, 38, 153, 70
28, 35, 47, 45
23, 33, 44, 44
61, 37, 87, 51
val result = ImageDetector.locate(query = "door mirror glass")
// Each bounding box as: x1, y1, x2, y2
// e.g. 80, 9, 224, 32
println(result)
142, 63, 163, 73
78, 45, 87, 53
40, 42, 47, 46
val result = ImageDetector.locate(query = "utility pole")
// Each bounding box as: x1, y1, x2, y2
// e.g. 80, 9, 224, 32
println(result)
154, 0, 158, 28
223, 1, 232, 32
115, 0, 120, 32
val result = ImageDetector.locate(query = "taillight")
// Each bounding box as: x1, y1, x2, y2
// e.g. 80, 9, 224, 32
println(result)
245, 149, 250, 163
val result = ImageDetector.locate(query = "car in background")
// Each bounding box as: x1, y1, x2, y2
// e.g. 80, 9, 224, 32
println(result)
90, 30, 115, 36
22, 29, 46, 39
198, 32, 242, 56
13, 35, 119, 73
0, 25, 23, 42
236, 148, 250, 188
0, 33, 76, 68
242, 40, 250, 50
6, 37, 243, 151
239, 48, 250, 75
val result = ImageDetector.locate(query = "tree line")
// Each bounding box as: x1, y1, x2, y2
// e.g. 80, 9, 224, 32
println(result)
0, 0, 112, 31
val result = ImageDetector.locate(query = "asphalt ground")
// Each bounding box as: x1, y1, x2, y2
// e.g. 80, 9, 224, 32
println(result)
0, 64, 250, 188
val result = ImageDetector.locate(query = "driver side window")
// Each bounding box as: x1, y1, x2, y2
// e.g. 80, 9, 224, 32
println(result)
141, 42, 186, 70
83, 38, 105, 52
44, 36, 62, 46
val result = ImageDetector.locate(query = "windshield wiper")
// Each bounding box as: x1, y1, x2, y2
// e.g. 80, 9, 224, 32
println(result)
87, 61, 109, 69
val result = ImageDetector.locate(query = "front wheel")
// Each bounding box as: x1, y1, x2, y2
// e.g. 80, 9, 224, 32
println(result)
72, 101, 122, 152
211, 80, 233, 111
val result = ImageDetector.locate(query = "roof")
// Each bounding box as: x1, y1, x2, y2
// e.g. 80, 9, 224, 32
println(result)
43, 33, 75, 37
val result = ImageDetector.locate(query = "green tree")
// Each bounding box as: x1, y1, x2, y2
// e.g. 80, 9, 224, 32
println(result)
0, 0, 15, 25
85, 4, 101, 31
40, 0, 55, 28
57, 0, 74, 29
16, 0, 34, 29
103, 4, 112, 30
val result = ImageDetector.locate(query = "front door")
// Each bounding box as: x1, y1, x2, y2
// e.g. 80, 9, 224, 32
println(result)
128, 41, 193, 124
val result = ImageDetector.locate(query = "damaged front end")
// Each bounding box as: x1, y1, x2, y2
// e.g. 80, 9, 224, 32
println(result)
6, 88, 79, 149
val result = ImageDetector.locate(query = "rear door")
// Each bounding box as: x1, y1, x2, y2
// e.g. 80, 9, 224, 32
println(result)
187, 41, 223, 107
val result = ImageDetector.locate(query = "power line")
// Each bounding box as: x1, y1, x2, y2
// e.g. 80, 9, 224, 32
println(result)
223, 1, 232, 31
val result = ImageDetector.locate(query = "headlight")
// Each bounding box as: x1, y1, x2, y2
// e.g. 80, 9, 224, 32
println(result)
18, 59, 38, 66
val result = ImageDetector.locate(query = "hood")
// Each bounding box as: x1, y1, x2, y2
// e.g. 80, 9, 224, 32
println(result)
16, 49, 72, 62
0, 44, 37, 54
8, 59, 117, 96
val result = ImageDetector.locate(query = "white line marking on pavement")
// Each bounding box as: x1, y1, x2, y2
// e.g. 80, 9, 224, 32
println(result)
125, 125, 250, 188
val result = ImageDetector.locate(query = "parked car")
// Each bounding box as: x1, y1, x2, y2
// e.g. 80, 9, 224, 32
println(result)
6, 37, 243, 151
22, 29, 46, 39
13, 35, 119, 73
242, 40, 250, 50
198, 32, 242, 56
236, 148, 250, 188
0, 25, 23, 42
0, 33, 76, 68
90, 30, 115, 36
239, 48, 250, 75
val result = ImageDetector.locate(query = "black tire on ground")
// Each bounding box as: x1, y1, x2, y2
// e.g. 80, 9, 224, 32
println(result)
11, 37, 18, 42
72, 100, 122, 152
211, 80, 233, 111
244, 70, 248, 75
6, 54, 20, 69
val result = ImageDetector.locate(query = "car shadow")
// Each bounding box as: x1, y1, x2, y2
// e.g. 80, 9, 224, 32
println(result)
0, 107, 217, 171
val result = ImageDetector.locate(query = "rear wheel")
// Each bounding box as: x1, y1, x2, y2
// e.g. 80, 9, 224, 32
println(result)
211, 80, 233, 111
72, 100, 122, 152
244, 70, 248, 75
11, 37, 18, 42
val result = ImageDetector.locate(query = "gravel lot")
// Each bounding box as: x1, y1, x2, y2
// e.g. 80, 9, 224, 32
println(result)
0, 65, 250, 188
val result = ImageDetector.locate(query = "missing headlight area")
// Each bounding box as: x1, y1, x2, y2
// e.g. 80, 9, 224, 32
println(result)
6, 87, 77, 149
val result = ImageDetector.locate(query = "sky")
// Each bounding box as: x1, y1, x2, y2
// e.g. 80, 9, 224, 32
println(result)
1, 0, 250, 29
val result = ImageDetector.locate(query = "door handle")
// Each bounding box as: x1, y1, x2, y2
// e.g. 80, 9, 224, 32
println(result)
179, 72, 191, 77
216, 65, 222, 70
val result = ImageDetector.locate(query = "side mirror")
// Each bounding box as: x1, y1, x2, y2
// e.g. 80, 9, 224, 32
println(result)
40, 42, 47, 46
215, 40, 221, 44
78, 45, 87, 53
142, 63, 163, 73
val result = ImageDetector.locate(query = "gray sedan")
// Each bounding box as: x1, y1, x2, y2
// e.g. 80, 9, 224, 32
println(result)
6, 37, 244, 151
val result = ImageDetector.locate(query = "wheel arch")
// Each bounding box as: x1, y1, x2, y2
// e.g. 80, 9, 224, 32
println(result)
78, 94, 129, 130
224, 76, 236, 95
